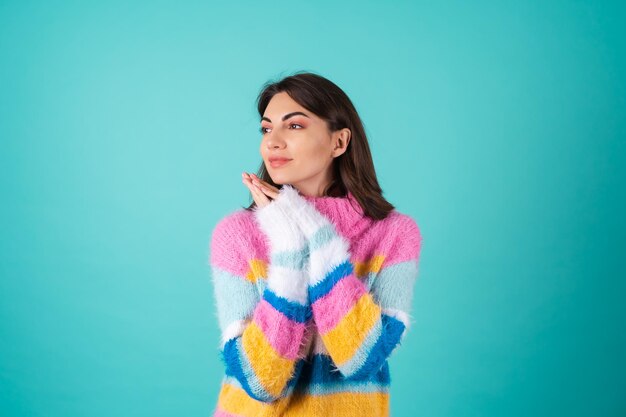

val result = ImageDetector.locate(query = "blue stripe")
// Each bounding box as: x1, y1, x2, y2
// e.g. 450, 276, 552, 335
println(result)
296, 353, 391, 384
339, 315, 384, 377
370, 260, 419, 312
263, 287, 312, 323
221, 349, 392, 399
309, 260, 354, 303
287, 358, 306, 390
363, 270, 376, 291
257, 276, 267, 296
349, 314, 405, 380
271, 247, 308, 269
211, 267, 259, 332
309, 224, 336, 251
221, 338, 273, 402
299, 381, 390, 395
222, 346, 306, 401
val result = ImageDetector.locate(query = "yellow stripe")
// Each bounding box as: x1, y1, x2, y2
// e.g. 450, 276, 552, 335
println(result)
241, 321, 296, 398
245, 258, 267, 283
283, 390, 389, 417
354, 254, 385, 278
320, 293, 381, 366
217, 382, 288, 416
217, 382, 389, 417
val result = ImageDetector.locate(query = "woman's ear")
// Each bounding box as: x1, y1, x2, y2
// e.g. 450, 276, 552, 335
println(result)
332, 128, 351, 157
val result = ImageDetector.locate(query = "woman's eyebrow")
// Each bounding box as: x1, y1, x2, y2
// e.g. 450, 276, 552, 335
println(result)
261, 111, 310, 123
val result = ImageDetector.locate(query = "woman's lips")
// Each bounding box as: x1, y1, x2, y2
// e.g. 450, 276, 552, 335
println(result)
269, 159, 292, 168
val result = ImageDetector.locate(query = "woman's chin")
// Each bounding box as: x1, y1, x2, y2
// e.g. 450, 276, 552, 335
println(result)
268, 175, 291, 185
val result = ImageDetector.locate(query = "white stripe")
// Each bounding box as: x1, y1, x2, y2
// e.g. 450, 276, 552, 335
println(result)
381, 308, 411, 329
253, 200, 308, 252
266, 264, 309, 305
221, 319, 248, 347
309, 236, 350, 286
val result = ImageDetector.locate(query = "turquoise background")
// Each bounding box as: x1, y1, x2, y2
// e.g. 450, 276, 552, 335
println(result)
1, 1, 624, 416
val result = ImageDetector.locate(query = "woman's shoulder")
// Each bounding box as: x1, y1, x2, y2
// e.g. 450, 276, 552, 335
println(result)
377, 209, 421, 237
209, 208, 266, 265
212, 208, 257, 236
372, 209, 423, 262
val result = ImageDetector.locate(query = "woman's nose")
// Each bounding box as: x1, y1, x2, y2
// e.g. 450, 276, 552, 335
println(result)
265, 132, 286, 149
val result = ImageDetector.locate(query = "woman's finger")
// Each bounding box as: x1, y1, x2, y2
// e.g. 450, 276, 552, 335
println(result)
242, 175, 259, 200
257, 183, 279, 200
243, 175, 270, 207
254, 187, 271, 207
250, 175, 279, 199
244, 172, 278, 201
250, 174, 279, 192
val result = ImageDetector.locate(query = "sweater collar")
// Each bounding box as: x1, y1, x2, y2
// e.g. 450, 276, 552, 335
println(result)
301, 191, 370, 238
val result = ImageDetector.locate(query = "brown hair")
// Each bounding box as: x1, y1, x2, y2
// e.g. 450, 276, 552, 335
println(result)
243, 71, 395, 220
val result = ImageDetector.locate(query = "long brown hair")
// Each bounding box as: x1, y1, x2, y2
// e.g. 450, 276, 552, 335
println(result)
243, 71, 395, 220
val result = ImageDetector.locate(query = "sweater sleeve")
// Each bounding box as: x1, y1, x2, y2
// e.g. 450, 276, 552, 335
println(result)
209, 186, 314, 403
289, 190, 423, 380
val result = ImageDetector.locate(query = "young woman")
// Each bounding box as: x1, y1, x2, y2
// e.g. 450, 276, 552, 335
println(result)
209, 72, 423, 417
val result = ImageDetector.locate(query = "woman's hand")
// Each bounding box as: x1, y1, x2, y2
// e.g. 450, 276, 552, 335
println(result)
242, 172, 280, 208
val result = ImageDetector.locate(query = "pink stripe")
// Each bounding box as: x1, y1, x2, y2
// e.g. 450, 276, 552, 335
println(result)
378, 213, 423, 266
312, 274, 366, 334
341, 212, 422, 269
253, 299, 307, 360
210, 211, 269, 277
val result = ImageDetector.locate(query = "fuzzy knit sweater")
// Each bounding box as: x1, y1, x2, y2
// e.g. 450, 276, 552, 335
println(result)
208, 185, 423, 417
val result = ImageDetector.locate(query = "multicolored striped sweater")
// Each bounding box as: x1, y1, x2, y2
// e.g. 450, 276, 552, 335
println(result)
209, 185, 422, 417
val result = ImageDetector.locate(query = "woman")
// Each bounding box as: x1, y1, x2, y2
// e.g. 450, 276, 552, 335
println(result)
209, 72, 423, 417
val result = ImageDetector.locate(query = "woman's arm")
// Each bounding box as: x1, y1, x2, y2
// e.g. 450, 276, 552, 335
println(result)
288, 190, 423, 380
210, 186, 313, 402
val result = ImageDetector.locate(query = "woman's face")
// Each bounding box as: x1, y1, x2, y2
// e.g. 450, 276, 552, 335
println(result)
259, 92, 350, 196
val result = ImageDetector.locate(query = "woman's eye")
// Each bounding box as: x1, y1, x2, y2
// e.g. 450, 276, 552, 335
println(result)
259, 124, 300, 134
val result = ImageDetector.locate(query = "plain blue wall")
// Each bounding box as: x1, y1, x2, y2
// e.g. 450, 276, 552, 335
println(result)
1, 1, 624, 416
